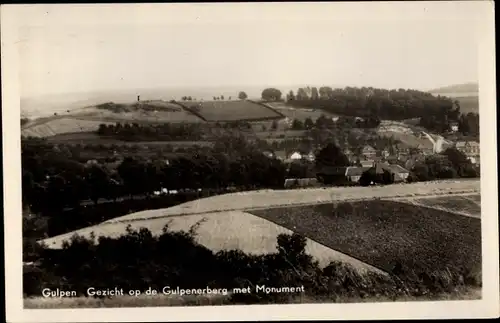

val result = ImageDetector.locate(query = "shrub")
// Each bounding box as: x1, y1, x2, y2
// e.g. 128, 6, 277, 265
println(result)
24, 227, 480, 304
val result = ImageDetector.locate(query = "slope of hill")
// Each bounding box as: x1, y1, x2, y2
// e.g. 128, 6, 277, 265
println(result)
429, 82, 479, 95
39, 182, 480, 282
22, 99, 288, 138
179, 100, 284, 122
21, 101, 206, 138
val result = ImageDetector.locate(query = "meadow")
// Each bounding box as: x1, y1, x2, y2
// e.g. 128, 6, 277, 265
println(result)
266, 102, 339, 120
251, 199, 481, 275
21, 118, 116, 137
40, 210, 382, 274
404, 194, 481, 217
96, 179, 480, 224
180, 100, 284, 122
29, 195, 482, 308
21, 112, 204, 138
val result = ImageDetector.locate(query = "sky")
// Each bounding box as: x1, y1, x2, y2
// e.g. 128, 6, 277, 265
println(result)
11, 2, 487, 99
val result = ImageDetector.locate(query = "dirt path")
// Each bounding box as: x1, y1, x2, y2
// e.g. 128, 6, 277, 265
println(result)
105, 180, 480, 225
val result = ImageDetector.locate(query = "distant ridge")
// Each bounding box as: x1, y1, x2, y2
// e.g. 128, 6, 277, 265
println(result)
429, 82, 478, 94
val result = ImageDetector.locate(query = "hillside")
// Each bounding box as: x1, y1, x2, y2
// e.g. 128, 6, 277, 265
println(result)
39, 182, 480, 280
21, 101, 206, 138
429, 82, 478, 96
21, 99, 287, 138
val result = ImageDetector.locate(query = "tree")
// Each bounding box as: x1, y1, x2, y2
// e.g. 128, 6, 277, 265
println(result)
85, 164, 111, 205
311, 87, 319, 100
286, 90, 295, 102
304, 117, 314, 130
319, 86, 333, 99
291, 119, 304, 130
117, 157, 147, 198
296, 88, 309, 101
261, 88, 282, 101
221, 95, 225, 100
288, 160, 314, 178
238, 91, 248, 100
315, 143, 350, 170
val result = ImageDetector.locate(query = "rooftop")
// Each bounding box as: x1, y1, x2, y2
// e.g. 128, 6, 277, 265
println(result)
345, 166, 370, 176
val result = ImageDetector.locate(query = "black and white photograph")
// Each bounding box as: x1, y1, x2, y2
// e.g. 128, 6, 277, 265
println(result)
2, 2, 498, 322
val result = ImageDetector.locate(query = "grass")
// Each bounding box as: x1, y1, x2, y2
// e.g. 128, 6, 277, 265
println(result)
21, 102, 206, 138
86, 179, 480, 224
266, 102, 339, 120
181, 100, 283, 122
251, 200, 481, 275
407, 194, 481, 216
39, 210, 381, 273
21, 118, 116, 138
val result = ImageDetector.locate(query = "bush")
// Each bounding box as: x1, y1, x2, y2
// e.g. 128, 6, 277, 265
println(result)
25, 226, 480, 303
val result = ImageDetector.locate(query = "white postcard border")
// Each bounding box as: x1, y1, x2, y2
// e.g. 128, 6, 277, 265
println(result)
2, 2, 498, 322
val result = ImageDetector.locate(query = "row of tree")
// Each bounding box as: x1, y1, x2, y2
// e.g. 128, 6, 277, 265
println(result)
97, 122, 207, 141
22, 137, 288, 214
180, 91, 249, 101
288, 86, 458, 125
22, 134, 478, 216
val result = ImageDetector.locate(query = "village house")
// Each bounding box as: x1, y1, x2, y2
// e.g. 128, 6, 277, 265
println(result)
289, 151, 303, 161
262, 150, 275, 159
359, 160, 375, 168
394, 143, 410, 159
345, 166, 371, 183
365, 162, 411, 183
361, 145, 377, 160
455, 141, 480, 157
385, 164, 410, 182
449, 122, 459, 132
316, 166, 349, 184
380, 148, 390, 159
273, 150, 288, 161
416, 143, 434, 156
304, 151, 316, 162
317, 161, 410, 185
343, 148, 356, 163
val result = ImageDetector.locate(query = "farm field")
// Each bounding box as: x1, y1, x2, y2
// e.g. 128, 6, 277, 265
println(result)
251, 200, 481, 274
21, 118, 116, 138
21, 103, 206, 138
400, 194, 481, 218
266, 102, 339, 120
180, 100, 284, 122
101, 179, 480, 224
40, 210, 382, 273
72, 103, 205, 123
